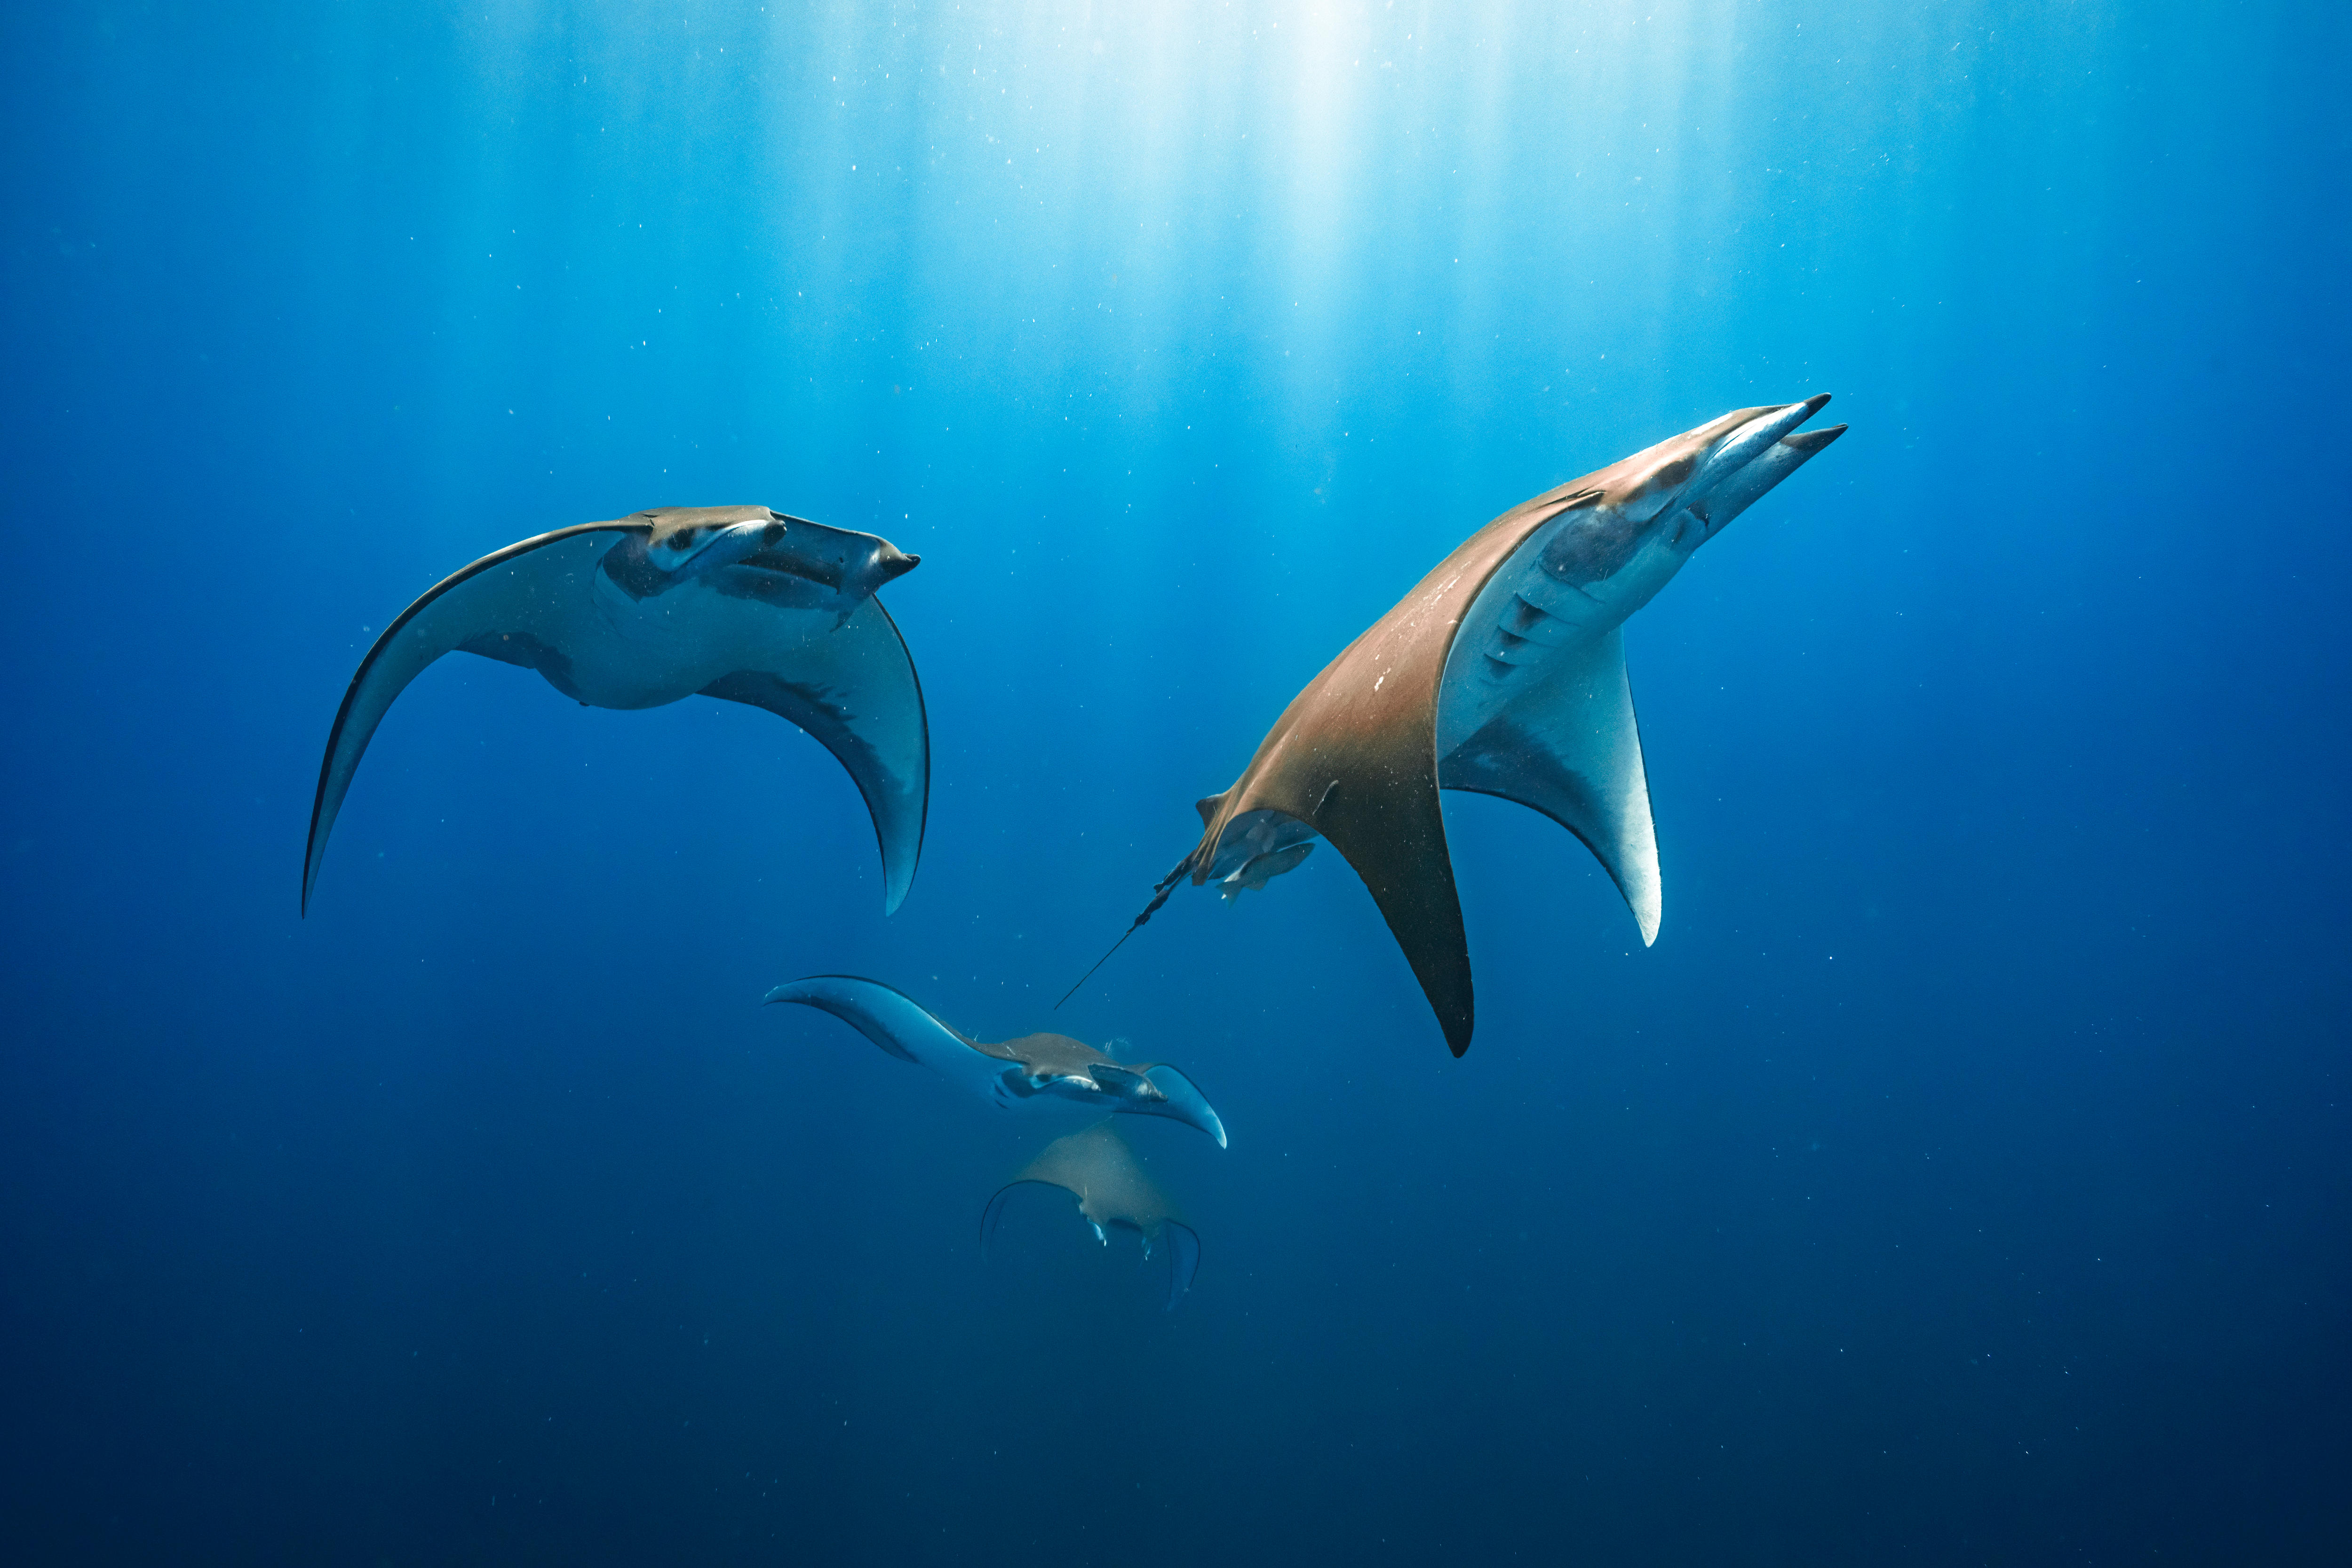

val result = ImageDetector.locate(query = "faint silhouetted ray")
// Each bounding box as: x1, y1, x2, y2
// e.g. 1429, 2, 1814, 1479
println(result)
981, 1121, 1202, 1310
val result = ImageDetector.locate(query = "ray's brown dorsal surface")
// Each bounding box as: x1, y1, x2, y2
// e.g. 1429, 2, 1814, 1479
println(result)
1184, 474, 1618, 1056
1130, 398, 1845, 1056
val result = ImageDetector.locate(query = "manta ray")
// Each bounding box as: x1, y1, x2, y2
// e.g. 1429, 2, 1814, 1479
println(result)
303, 506, 927, 915
981, 1121, 1203, 1310
764, 975, 1228, 1146
1065, 397, 1845, 1054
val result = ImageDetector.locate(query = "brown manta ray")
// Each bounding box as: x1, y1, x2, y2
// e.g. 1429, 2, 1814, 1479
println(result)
1064, 398, 1845, 1055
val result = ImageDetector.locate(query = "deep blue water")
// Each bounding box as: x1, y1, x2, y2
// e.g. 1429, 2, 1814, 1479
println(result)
4, 2, 2348, 1562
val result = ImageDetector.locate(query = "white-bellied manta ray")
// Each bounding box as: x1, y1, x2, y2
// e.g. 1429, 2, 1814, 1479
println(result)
764, 975, 1228, 1147
303, 506, 927, 914
1061, 397, 1846, 1055
982, 1121, 1203, 1310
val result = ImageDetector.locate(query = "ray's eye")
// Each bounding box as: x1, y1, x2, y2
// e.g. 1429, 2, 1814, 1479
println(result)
762, 521, 785, 544
670, 527, 698, 550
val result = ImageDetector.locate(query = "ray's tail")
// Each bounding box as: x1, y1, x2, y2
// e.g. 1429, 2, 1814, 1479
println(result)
1054, 853, 1195, 1011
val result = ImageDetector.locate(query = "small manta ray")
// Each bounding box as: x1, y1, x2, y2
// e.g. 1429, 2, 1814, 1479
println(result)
764, 975, 1228, 1146
303, 506, 928, 915
981, 1121, 1203, 1311
1062, 398, 1845, 1054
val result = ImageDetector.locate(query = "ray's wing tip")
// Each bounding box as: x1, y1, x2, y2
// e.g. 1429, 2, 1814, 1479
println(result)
1434, 970, 1475, 1058
1193, 1089, 1231, 1149
876, 825, 921, 913
880, 798, 925, 918
1163, 1223, 1202, 1310
979, 1182, 1028, 1257
1443, 1011, 1474, 1058
1143, 1066, 1230, 1147
301, 817, 329, 916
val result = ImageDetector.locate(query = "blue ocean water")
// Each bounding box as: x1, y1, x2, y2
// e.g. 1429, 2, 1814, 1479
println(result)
4, 1, 2347, 1561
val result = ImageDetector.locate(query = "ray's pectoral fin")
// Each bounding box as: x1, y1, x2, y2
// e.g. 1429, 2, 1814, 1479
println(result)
699, 595, 930, 914
1207, 760, 1472, 1054
1090, 1063, 1230, 1148
979, 1180, 1054, 1258
763, 975, 1010, 1101
303, 525, 639, 915
1160, 1222, 1201, 1311
1311, 758, 1476, 1057
1438, 625, 1661, 944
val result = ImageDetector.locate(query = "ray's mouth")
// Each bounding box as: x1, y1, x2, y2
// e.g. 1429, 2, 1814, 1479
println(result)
1676, 393, 1845, 543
